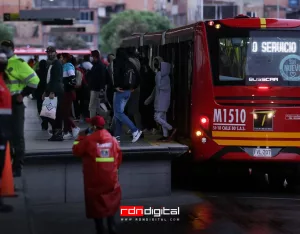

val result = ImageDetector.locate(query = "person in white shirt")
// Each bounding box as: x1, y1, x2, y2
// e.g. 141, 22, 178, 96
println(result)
82, 55, 93, 71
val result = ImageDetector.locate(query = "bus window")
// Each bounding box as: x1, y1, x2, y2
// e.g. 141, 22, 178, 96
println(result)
207, 26, 300, 87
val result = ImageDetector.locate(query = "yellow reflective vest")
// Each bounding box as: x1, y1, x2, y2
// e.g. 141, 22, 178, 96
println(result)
5, 55, 40, 95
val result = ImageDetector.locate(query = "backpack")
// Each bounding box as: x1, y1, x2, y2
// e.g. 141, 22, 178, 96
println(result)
123, 60, 140, 89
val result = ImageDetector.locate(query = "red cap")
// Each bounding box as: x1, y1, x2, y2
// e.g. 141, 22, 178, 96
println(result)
85, 116, 105, 128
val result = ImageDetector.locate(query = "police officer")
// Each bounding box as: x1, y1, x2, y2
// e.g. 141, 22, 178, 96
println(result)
0, 49, 13, 212
0, 40, 40, 177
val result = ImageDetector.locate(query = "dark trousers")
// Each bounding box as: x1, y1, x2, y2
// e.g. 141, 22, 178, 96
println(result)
0, 138, 6, 180
0, 138, 6, 205
11, 98, 25, 173
36, 94, 48, 128
47, 93, 63, 131
73, 89, 81, 119
94, 216, 117, 234
140, 103, 156, 130
62, 91, 76, 133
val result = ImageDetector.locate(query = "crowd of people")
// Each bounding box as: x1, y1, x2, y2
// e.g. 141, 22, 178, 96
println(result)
33, 46, 177, 143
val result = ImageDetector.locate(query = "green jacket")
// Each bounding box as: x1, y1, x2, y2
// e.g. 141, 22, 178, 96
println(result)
5, 55, 40, 95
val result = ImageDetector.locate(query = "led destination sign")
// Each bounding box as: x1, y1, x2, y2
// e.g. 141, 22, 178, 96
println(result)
251, 41, 297, 53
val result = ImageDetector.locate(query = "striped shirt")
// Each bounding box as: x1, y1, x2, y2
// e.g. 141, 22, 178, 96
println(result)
63, 62, 75, 78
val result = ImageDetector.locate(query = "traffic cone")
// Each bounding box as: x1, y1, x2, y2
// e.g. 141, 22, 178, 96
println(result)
0, 142, 16, 197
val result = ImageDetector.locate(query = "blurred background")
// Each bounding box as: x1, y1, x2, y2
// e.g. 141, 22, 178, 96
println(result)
0, 0, 296, 53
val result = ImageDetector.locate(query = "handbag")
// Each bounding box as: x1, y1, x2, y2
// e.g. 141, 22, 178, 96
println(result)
40, 97, 58, 120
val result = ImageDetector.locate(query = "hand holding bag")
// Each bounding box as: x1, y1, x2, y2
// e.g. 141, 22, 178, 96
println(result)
40, 97, 58, 120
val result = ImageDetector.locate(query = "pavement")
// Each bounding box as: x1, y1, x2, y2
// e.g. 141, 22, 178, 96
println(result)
4, 178, 300, 234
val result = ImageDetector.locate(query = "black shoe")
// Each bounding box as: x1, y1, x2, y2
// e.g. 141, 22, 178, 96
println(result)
48, 134, 63, 141
157, 136, 168, 142
0, 204, 13, 213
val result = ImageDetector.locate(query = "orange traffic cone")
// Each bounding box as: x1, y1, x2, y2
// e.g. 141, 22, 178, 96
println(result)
0, 142, 16, 197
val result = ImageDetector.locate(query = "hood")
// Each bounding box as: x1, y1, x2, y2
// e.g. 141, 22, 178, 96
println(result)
160, 62, 171, 77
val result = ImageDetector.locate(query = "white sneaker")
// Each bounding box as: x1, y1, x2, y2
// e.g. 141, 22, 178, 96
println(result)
72, 127, 80, 138
132, 130, 142, 143
48, 129, 53, 136
63, 132, 73, 140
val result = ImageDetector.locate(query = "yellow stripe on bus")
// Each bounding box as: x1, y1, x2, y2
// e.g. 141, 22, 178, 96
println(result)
214, 139, 300, 147
260, 18, 266, 28
212, 131, 300, 138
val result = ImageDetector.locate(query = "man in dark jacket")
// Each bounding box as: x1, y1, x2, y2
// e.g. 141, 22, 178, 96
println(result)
88, 50, 108, 120
42, 46, 64, 141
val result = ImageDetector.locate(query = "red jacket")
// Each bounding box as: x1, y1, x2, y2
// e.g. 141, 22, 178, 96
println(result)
0, 73, 12, 139
72, 129, 122, 219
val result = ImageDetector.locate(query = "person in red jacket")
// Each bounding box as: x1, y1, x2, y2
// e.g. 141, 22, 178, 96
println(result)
0, 49, 13, 212
72, 115, 122, 234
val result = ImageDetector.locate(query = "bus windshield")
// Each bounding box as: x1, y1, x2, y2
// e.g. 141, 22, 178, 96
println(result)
207, 27, 300, 86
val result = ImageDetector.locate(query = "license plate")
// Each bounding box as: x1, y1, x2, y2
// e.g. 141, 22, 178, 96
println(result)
253, 148, 272, 157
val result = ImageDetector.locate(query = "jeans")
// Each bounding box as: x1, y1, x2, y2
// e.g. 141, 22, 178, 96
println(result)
154, 111, 172, 137
113, 91, 138, 137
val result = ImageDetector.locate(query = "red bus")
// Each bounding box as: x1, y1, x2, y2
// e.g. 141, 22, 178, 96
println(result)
121, 15, 300, 187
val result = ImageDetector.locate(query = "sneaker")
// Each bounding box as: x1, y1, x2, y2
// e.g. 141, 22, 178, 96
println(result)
132, 130, 142, 143
63, 132, 73, 140
48, 134, 63, 141
48, 129, 53, 136
72, 127, 80, 138
115, 136, 121, 143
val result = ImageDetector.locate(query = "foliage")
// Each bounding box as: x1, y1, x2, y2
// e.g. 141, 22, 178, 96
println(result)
55, 34, 88, 50
0, 23, 13, 41
101, 10, 172, 53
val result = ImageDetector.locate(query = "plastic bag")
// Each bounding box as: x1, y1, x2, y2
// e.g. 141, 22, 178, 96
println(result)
40, 97, 57, 120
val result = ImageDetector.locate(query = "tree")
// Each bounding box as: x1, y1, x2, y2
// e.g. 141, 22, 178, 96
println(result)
0, 23, 13, 41
55, 34, 88, 50
101, 10, 172, 53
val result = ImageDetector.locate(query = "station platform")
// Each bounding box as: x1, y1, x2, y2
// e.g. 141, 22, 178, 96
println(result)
24, 97, 188, 159
22, 97, 189, 200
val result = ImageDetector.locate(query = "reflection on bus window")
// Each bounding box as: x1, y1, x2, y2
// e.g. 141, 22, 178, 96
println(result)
219, 38, 249, 81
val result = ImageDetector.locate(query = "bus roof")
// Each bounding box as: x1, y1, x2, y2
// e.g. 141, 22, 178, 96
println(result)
143, 32, 163, 46
119, 16, 300, 48
14, 48, 91, 55
165, 23, 196, 44
212, 16, 300, 28
121, 34, 142, 48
